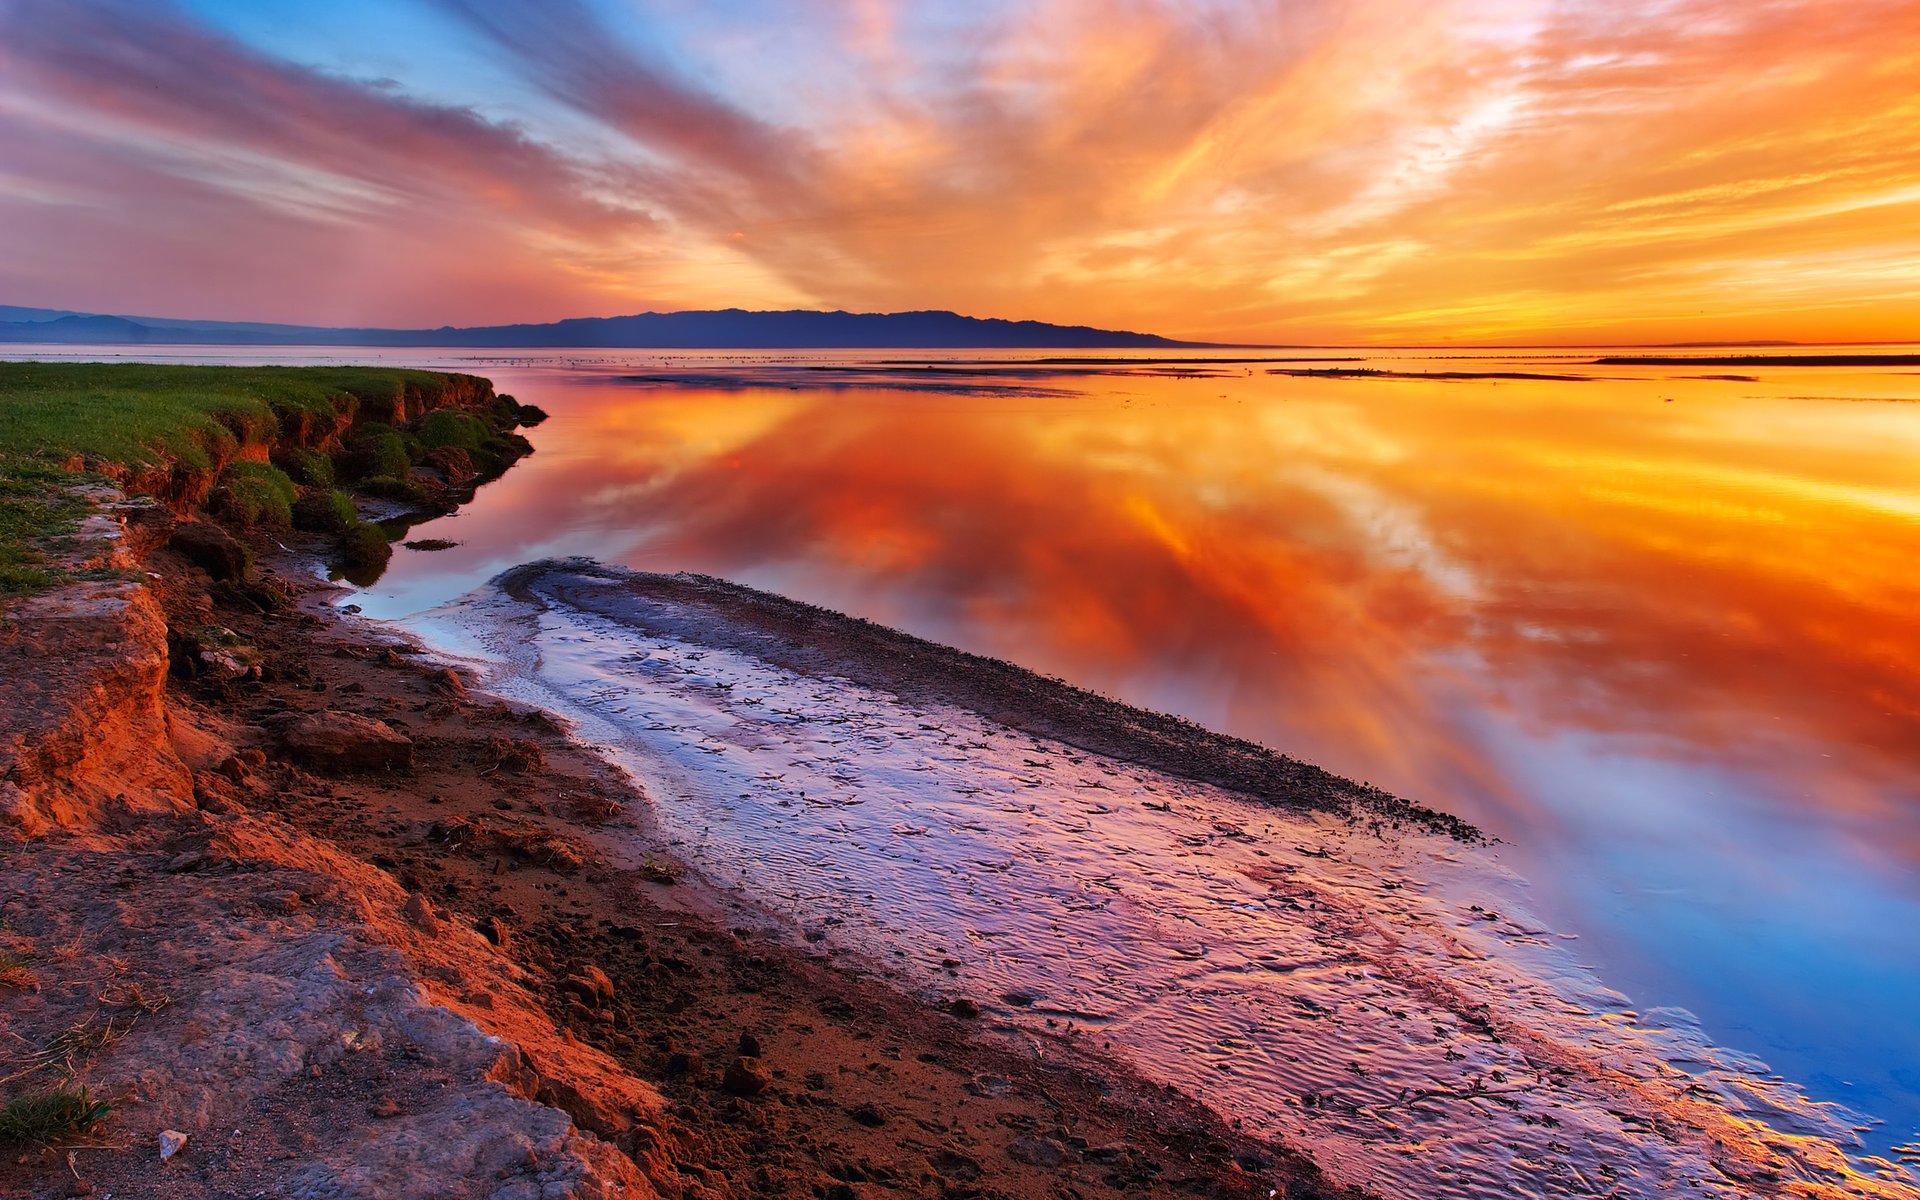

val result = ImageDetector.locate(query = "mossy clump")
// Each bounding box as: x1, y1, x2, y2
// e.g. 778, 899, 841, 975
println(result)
355, 475, 434, 507
273, 445, 334, 487
341, 424, 411, 481
416, 410, 491, 453
214, 461, 295, 529
292, 488, 358, 534
337, 519, 393, 578
0, 1085, 112, 1146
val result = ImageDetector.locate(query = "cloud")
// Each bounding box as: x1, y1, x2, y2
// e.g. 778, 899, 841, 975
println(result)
3, 0, 1917, 339
0, 0, 707, 323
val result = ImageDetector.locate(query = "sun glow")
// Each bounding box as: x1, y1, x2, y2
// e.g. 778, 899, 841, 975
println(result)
1, 0, 1915, 341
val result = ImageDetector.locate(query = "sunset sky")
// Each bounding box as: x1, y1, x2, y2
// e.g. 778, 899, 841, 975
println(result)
2, 0, 1917, 344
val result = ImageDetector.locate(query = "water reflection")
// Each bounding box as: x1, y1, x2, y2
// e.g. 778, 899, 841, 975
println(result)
362, 351, 1920, 1149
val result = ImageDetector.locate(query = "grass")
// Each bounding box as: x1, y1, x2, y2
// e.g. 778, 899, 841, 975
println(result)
0, 362, 488, 596
274, 445, 334, 487
0, 1085, 112, 1146
0, 363, 479, 472
293, 488, 358, 533
0, 463, 87, 594
416, 410, 491, 452
7, 1016, 135, 1083
0, 951, 37, 991
338, 520, 393, 576
354, 474, 432, 506
343, 424, 412, 480
216, 461, 296, 529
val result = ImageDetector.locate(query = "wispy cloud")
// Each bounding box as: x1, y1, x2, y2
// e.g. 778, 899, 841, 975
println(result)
1, 0, 1916, 340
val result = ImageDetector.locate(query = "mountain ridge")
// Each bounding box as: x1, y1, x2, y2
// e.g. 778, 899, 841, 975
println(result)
0, 305, 1227, 349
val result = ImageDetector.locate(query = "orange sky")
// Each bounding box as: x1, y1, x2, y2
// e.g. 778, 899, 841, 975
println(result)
2, 0, 1917, 343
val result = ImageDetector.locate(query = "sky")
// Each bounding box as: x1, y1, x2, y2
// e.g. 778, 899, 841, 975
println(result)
1, 0, 1917, 345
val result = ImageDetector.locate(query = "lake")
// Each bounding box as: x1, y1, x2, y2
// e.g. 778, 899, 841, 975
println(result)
20, 342, 1920, 1162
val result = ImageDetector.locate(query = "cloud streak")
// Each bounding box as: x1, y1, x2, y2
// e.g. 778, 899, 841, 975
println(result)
1, 0, 1916, 340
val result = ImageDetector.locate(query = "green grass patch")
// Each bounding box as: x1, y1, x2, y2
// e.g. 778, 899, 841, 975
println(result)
0, 1085, 113, 1146
342, 425, 412, 480
416, 410, 491, 452
215, 461, 296, 529
0, 362, 491, 596
0, 362, 483, 473
354, 475, 433, 506
293, 488, 358, 533
337, 520, 393, 584
273, 446, 334, 487
0, 463, 87, 595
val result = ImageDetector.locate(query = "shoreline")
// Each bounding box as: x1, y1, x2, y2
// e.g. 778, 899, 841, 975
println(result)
407, 557, 1920, 1200
4, 363, 1914, 1198
491, 560, 1480, 843
0, 435, 1358, 1199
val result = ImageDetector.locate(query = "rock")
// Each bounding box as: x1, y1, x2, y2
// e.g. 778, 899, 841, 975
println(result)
216, 755, 251, 782
930, 1150, 982, 1181
665, 1050, 704, 1077
475, 914, 512, 949
1006, 1135, 1067, 1168
369, 1096, 402, 1119
963, 1074, 1012, 1098
158, 1129, 189, 1161
428, 668, 466, 698
169, 521, 248, 580
1233, 1149, 1271, 1173
283, 710, 413, 772
847, 1101, 886, 1127
721, 1056, 771, 1097
422, 445, 476, 483
171, 624, 262, 684
947, 998, 980, 1020
402, 892, 439, 933
560, 965, 615, 1010
737, 1030, 762, 1058
1000, 991, 1035, 1007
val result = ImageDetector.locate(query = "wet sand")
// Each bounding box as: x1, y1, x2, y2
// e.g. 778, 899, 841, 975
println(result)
403, 558, 1920, 1200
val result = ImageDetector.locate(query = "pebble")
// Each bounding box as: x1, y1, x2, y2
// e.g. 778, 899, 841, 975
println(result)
721, 1056, 772, 1097
158, 1129, 189, 1161
1006, 1135, 1068, 1168
665, 1050, 705, 1077
401, 892, 439, 933
560, 965, 616, 1009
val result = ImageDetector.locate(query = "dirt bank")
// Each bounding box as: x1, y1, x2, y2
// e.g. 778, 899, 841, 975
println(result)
0, 514, 1362, 1197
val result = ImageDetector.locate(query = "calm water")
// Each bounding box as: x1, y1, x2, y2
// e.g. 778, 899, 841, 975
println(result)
16, 343, 1920, 1154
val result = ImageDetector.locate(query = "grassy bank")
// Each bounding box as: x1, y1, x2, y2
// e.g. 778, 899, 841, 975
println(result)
0, 361, 537, 593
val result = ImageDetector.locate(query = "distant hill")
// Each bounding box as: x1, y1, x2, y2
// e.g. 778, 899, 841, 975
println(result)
0, 306, 1222, 349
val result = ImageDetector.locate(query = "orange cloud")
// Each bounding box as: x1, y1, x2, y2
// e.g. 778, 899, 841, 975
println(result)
2, 0, 1916, 341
